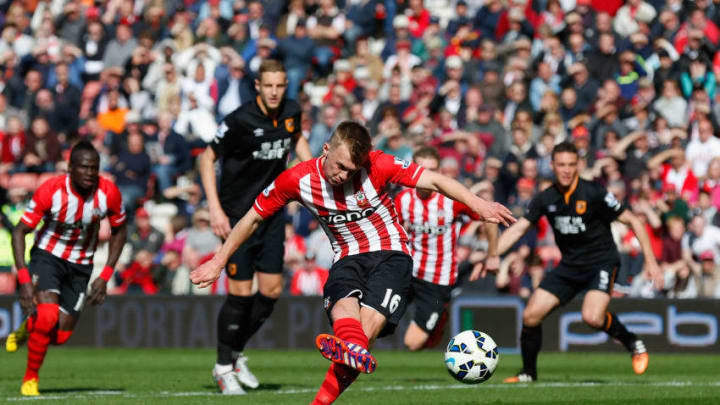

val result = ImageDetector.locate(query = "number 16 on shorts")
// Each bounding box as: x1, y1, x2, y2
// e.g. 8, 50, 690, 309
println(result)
381, 289, 402, 314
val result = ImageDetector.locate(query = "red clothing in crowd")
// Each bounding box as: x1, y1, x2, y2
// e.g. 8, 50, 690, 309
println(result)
0, 130, 25, 163
290, 266, 329, 296
118, 261, 159, 295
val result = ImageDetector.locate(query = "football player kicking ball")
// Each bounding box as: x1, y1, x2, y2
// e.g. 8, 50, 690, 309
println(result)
191, 121, 515, 404
6, 141, 127, 396
395, 146, 500, 351
497, 142, 663, 383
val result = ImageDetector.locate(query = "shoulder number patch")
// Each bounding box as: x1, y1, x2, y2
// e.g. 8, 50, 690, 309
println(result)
214, 122, 229, 142
394, 156, 411, 169
604, 192, 621, 211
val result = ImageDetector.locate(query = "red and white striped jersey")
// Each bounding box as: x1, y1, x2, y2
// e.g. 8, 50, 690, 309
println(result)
255, 151, 425, 263
395, 189, 479, 286
21, 175, 126, 265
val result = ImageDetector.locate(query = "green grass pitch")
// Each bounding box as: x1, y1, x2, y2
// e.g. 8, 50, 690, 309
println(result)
2, 348, 720, 404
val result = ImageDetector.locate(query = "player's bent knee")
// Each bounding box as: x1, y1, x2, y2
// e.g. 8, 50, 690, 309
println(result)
522, 310, 543, 327
404, 335, 426, 351
582, 313, 605, 330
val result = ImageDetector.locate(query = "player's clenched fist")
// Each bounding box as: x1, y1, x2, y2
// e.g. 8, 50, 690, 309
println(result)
190, 257, 225, 288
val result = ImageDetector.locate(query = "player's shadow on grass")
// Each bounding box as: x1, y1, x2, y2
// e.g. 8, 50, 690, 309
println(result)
394, 378, 446, 384
41, 388, 125, 394
201, 383, 283, 391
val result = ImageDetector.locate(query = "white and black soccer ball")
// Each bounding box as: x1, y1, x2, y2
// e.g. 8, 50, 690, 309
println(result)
444, 330, 499, 384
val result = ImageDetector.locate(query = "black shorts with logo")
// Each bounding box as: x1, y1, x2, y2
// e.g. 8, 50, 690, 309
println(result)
323, 250, 413, 338
226, 212, 285, 280
30, 248, 92, 317
408, 277, 453, 334
539, 260, 619, 305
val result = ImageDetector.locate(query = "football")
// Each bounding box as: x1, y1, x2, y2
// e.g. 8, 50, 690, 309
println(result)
444, 330, 500, 384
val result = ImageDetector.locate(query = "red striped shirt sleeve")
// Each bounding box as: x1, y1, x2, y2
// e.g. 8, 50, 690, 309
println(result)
21, 181, 54, 228
254, 169, 298, 219
373, 151, 425, 188
105, 182, 127, 227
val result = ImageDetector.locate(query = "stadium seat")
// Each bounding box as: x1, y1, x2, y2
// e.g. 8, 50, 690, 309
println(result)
37, 172, 61, 188
9, 173, 39, 192
0, 173, 10, 189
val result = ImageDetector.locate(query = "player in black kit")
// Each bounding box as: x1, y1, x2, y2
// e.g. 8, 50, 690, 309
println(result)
198, 59, 312, 395
497, 142, 663, 383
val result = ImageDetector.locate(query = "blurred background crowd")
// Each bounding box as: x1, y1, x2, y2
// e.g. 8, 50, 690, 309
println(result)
0, 0, 718, 299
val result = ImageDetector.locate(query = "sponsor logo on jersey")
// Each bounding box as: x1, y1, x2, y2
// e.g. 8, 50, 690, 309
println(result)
554, 216, 587, 234
323, 207, 377, 224
410, 223, 450, 235
284, 118, 295, 133
394, 156, 411, 169
323, 297, 331, 310
354, 191, 370, 208
576, 200, 587, 215
253, 128, 264, 137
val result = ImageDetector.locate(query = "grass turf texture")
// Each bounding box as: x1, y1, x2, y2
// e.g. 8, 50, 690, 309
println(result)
1, 349, 720, 404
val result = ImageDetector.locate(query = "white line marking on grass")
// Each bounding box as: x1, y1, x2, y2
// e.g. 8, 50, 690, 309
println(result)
6, 381, 720, 401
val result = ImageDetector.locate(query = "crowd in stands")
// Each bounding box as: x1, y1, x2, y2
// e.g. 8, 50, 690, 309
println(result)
0, 0, 719, 299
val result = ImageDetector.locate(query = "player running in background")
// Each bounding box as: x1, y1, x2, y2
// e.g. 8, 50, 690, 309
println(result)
198, 59, 312, 395
6, 141, 127, 396
191, 121, 515, 405
497, 142, 663, 383
395, 146, 500, 351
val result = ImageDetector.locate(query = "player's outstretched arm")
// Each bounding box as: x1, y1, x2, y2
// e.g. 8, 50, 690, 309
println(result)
12, 222, 35, 314
190, 208, 265, 288
199, 147, 232, 239
89, 222, 127, 306
415, 170, 516, 226
617, 210, 664, 289
497, 218, 532, 256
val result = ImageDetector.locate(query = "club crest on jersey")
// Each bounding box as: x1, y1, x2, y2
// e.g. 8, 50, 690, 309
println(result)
254, 128, 264, 137
576, 200, 587, 215
284, 118, 295, 133
228, 263, 237, 276
354, 191, 370, 208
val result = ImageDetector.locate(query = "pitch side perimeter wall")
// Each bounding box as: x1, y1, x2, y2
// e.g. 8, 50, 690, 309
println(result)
0, 295, 718, 352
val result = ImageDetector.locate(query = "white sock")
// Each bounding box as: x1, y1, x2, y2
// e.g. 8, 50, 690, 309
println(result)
215, 363, 233, 374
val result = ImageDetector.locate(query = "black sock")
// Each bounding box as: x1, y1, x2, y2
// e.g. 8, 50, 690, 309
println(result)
520, 324, 542, 378
234, 293, 278, 352
602, 312, 637, 352
217, 294, 253, 365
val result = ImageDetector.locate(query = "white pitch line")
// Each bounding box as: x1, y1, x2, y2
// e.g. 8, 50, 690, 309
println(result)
6, 381, 720, 401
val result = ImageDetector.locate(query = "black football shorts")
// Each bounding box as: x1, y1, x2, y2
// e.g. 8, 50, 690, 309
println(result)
226, 212, 285, 280
323, 250, 413, 337
539, 261, 619, 305
30, 248, 92, 317
408, 277, 453, 334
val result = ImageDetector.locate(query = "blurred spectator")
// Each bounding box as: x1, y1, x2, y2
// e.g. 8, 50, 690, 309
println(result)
307, 0, 346, 76
278, 19, 315, 100
182, 208, 221, 270
147, 112, 190, 193
103, 23, 137, 68
19, 117, 61, 173
686, 118, 720, 179
111, 131, 151, 215
115, 249, 159, 295
127, 207, 164, 259
290, 252, 329, 296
